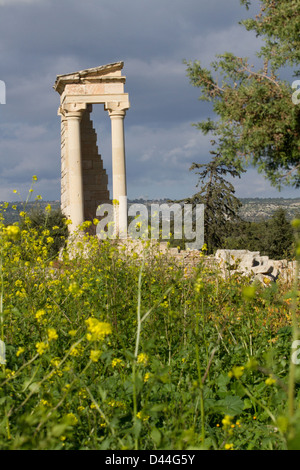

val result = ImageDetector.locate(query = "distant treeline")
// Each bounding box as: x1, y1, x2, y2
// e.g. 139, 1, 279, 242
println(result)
1, 201, 60, 225
223, 208, 299, 260
2, 198, 299, 260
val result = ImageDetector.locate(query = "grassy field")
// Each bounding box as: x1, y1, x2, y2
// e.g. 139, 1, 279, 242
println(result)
0, 201, 300, 450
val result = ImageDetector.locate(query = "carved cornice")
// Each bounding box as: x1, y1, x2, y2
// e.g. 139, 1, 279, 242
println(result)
54, 62, 124, 95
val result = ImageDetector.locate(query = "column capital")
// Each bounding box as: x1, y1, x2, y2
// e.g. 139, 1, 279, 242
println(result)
58, 102, 87, 119
105, 101, 129, 117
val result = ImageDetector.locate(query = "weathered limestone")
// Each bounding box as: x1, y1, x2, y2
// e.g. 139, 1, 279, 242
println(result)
54, 62, 130, 235
113, 242, 297, 284
214, 249, 297, 284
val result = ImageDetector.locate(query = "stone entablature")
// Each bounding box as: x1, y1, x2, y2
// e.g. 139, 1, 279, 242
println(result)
54, 62, 130, 234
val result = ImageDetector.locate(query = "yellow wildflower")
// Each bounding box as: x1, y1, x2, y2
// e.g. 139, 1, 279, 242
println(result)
85, 318, 112, 342
35, 309, 46, 322
68, 282, 80, 295
66, 413, 78, 425
36, 341, 49, 355
144, 372, 150, 382
70, 344, 84, 357
265, 376, 276, 386
194, 277, 204, 294
222, 415, 233, 429
40, 399, 50, 407
291, 219, 300, 229
137, 352, 148, 366
16, 347, 25, 357
228, 366, 244, 379
225, 443, 234, 450
90, 349, 101, 362
5, 225, 20, 241
136, 411, 150, 421
47, 328, 58, 342
51, 357, 61, 368
111, 358, 124, 368
5, 369, 15, 378
68, 330, 77, 337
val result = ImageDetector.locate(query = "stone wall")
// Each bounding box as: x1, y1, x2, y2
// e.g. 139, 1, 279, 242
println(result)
114, 240, 297, 284
60, 104, 110, 234
80, 105, 110, 231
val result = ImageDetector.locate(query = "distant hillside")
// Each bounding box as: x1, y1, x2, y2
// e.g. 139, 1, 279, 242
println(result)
1, 200, 60, 224
238, 198, 300, 221
128, 198, 300, 222
1, 197, 299, 224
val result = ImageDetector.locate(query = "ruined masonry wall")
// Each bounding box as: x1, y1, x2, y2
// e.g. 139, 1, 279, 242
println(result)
60, 105, 110, 232
80, 105, 110, 227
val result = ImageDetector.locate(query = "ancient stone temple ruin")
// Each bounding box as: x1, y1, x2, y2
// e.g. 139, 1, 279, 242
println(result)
53, 62, 130, 235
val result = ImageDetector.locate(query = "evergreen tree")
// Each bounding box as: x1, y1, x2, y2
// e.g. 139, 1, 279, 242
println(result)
183, 154, 244, 253
266, 208, 294, 259
184, 0, 300, 189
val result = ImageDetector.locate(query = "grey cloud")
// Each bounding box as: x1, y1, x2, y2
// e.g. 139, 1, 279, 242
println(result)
0, 0, 298, 202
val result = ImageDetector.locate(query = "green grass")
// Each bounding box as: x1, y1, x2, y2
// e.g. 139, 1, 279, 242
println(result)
0, 197, 299, 450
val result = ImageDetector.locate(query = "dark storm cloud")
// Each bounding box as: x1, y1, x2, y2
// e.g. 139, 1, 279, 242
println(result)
0, 0, 297, 201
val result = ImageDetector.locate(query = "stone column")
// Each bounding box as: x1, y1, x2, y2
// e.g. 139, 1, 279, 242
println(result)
60, 103, 87, 231
105, 103, 129, 238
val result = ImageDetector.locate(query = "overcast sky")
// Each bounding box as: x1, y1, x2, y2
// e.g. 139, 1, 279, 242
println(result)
0, 0, 299, 203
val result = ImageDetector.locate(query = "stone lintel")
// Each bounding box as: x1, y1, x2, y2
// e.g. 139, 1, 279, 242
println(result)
61, 93, 130, 108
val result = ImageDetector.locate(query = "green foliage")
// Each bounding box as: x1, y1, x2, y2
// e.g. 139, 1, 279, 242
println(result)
19, 205, 69, 259
240, 0, 300, 71
181, 154, 244, 253
184, 0, 300, 188
0, 198, 299, 450
225, 208, 295, 259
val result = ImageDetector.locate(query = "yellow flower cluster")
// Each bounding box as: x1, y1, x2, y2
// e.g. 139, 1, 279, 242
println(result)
144, 372, 150, 383
66, 413, 78, 426
47, 328, 58, 342
111, 358, 124, 368
136, 411, 150, 421
222, 414, 233, 429
90, 349, 101, 362
137, 352, 148, 366
85, 317, 112, 342
5, 225, 20, 241
265, 376, 276, 386
225, 443, 234, 450
70, 344, 84, 357
228, 366, 244, 379
36, 341, 49, 355
194, 277, 204, 294
107, 399, 126, 409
